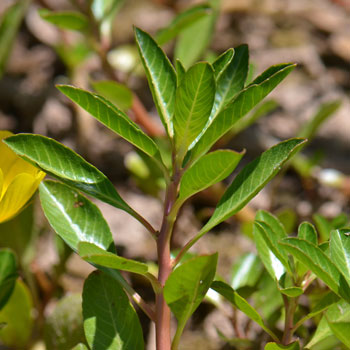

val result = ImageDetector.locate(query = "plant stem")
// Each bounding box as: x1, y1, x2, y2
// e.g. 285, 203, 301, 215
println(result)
282, 295, 299, 345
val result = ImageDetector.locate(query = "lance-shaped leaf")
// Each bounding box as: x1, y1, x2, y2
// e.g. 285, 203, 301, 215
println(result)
78, 242, 148, 275
189, 64, 296, 161
298, 222, 318, 245
39, 181, 115, 253
83, 271, 144, 350
178, 149, 244, 202
174, 62, 215, 158
156, 4, 212, 45
0, 249, 17, 310
265, 342, 300, 350
135, 27, 177, 137
256, 210, 287, 238
39, 10, 89, 31
330, 229, 350, 285
57, 85, 163, 165
280, 238, 350, 302
211, 281, 279, 341
164, 254, 217, 341
212, 48, 234, 80
4, 134, 138, 218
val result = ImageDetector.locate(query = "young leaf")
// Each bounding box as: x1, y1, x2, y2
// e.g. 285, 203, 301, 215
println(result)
174, 62, 215, 158
39, 181, 115, 253
189, 63, 296, 161
156, 4, 212, 45
57, 85, 163, 165
211, 281, 279, 341
134, 27, 177, 137
298, 222, 318, 245
39, 10, 89, 31
200, 138, 306, 236
330, 229, 350, 285
91, 80, 133, 112
83, 271, 144, 350
4, 134, 138, 218
0, 249, 17, 310
0, 280, 33, 348
175, 59, 186, 84
265, 342, 300, 350
256, 210, 287, 238
164, 254, 217, 342
178, 150, 244, 202
278, 286, 303, 297
212, 48, 234, 80
280, 238, 350, 302
78, 242, 148, 275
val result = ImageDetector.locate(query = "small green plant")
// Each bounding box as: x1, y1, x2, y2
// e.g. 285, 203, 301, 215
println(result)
2, 26, 308, 350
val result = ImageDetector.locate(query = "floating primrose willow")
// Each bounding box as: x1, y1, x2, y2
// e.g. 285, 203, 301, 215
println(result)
4, 28, 307, 350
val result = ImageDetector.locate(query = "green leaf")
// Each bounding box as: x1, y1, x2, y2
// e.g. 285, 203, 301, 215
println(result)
39, 9, 89, 31
0, 280, 33, 348
280, 238, 350, 302
313, 214, 332, 242
200, 138, 306, 235
0, 0, 29, 77
326, 321, 350, 348
211, 281, 278, 341
57, 85, 163, 165
278, 286, 303, 297
212, 48, 234, 80
135, 27, 177, 137
256, 210, 287, 238
83, 271, 144, 350
4, 134, 137, 217
174, 62, 215, 158
39, 181, 115, 253
190, 63, 296, 161
164, 254, 217, 343
174, 0, 218, 69
298, 222, 318, 245
210, 44, 249, 118
265, 342, 300, 350
72, 344, 89, 350
78, 242, 148, 275
305, 316, 333, 349
175, 59, 186, 84
0, 249, 17, 310
91, 80, 133, 112
230, 252, 263, 290
156, 4, 212, 45
44, 294, 85, 350
330, 229, 350, 285
178, 150, 243, 202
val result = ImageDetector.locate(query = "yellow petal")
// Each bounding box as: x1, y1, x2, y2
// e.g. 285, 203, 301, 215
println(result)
0, 173, 40, 223
0, 131, 18, 182
0, 169, 3, 200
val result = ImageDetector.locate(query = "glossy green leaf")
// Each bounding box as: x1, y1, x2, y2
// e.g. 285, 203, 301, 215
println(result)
254, 221, 290, 273
175, 59, 186, 84
4, 134, 137, 217
0, 280, 33, 348
178, 150, 243, 202
156, 4, 211, 45
39, 181, 115, 253
57, 85, 163, 165
0, 249, 17, 310
78, 242, 148, 275
200, 138, 306, 236
265, 342, 300, 350
190, 64, 296, 161
174, 0, 218, 69
211, 281, 278, 341
135, 27, 177, 137
330, 229, 350, 285
91, 80, 133, 112
174, 62, 215, 157
44, 294, 84, 350
211, 44, 249, 118
212, 48, 234, 80
39, 9, 89, 31
83, 271, 144, 350
298, 222, 318, 245
230, 252, 263, 290
280, 238, 350, 302
164, 254, 217, 342
72, 344, 89, 350
0, 0, 29, 77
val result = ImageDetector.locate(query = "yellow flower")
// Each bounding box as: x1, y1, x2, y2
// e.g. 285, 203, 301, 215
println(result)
0, 131, 45, 223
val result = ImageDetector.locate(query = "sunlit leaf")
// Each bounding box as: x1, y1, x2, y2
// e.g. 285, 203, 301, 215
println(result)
298, 222, 318, 245
212, 48, 234, 80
